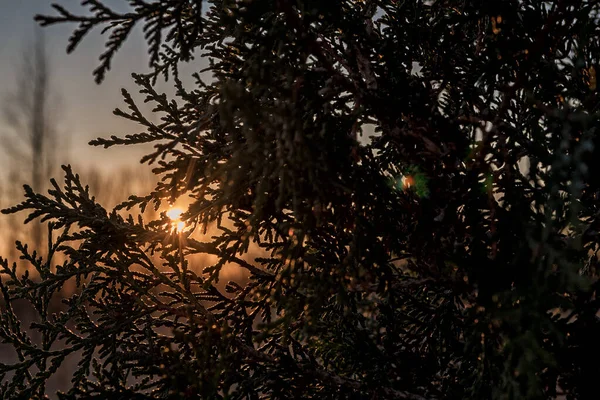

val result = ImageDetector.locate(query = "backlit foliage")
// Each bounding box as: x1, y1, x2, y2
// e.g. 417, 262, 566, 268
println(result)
2, 1, 600, 399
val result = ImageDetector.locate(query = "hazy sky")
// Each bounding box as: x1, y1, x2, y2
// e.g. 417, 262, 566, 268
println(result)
0, 0, 203, 172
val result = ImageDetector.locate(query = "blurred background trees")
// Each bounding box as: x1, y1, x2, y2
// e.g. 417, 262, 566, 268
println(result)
1, 31, 63, 255
2, 1, 600, 399
0, 30, 161, 396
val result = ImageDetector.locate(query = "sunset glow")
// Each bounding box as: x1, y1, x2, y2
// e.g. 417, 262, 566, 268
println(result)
166, 208, 184, 221
166, 207, 186, 233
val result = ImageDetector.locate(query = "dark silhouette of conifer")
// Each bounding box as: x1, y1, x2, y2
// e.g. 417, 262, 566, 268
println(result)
2, 1, 600, 399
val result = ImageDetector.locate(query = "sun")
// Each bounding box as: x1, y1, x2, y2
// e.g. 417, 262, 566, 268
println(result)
166, 207, 184, 221
166, 207, 186, 233
175, 221, 186, 232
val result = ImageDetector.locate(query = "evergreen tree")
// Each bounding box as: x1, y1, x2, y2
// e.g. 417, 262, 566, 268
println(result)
1, 1, 600, 399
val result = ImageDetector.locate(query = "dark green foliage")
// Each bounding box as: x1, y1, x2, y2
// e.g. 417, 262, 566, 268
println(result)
2, 0, 600, 398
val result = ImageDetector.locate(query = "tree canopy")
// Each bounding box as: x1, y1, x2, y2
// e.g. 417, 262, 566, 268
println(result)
2, 1, 600, 399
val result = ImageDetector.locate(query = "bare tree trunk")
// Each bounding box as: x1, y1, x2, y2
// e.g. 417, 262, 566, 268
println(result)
30, 35, 49, 251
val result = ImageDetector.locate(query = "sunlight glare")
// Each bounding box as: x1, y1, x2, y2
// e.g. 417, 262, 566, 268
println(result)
166, 207, 186, 233
167, 208, 184, 220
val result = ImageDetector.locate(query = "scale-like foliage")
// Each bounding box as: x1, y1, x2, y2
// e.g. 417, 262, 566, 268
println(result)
2, 1, 600, 399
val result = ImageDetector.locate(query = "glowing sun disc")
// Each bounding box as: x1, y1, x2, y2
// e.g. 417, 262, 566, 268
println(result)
175, 221, 186, 233
166, 207, 184, 220
166, 207, 187, 233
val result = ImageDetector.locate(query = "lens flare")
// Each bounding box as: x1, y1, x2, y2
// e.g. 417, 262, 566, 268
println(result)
401, 175, 414, 189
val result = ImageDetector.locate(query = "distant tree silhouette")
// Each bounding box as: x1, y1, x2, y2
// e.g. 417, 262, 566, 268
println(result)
1, 31, 64, 252
2, 1, 600, 399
